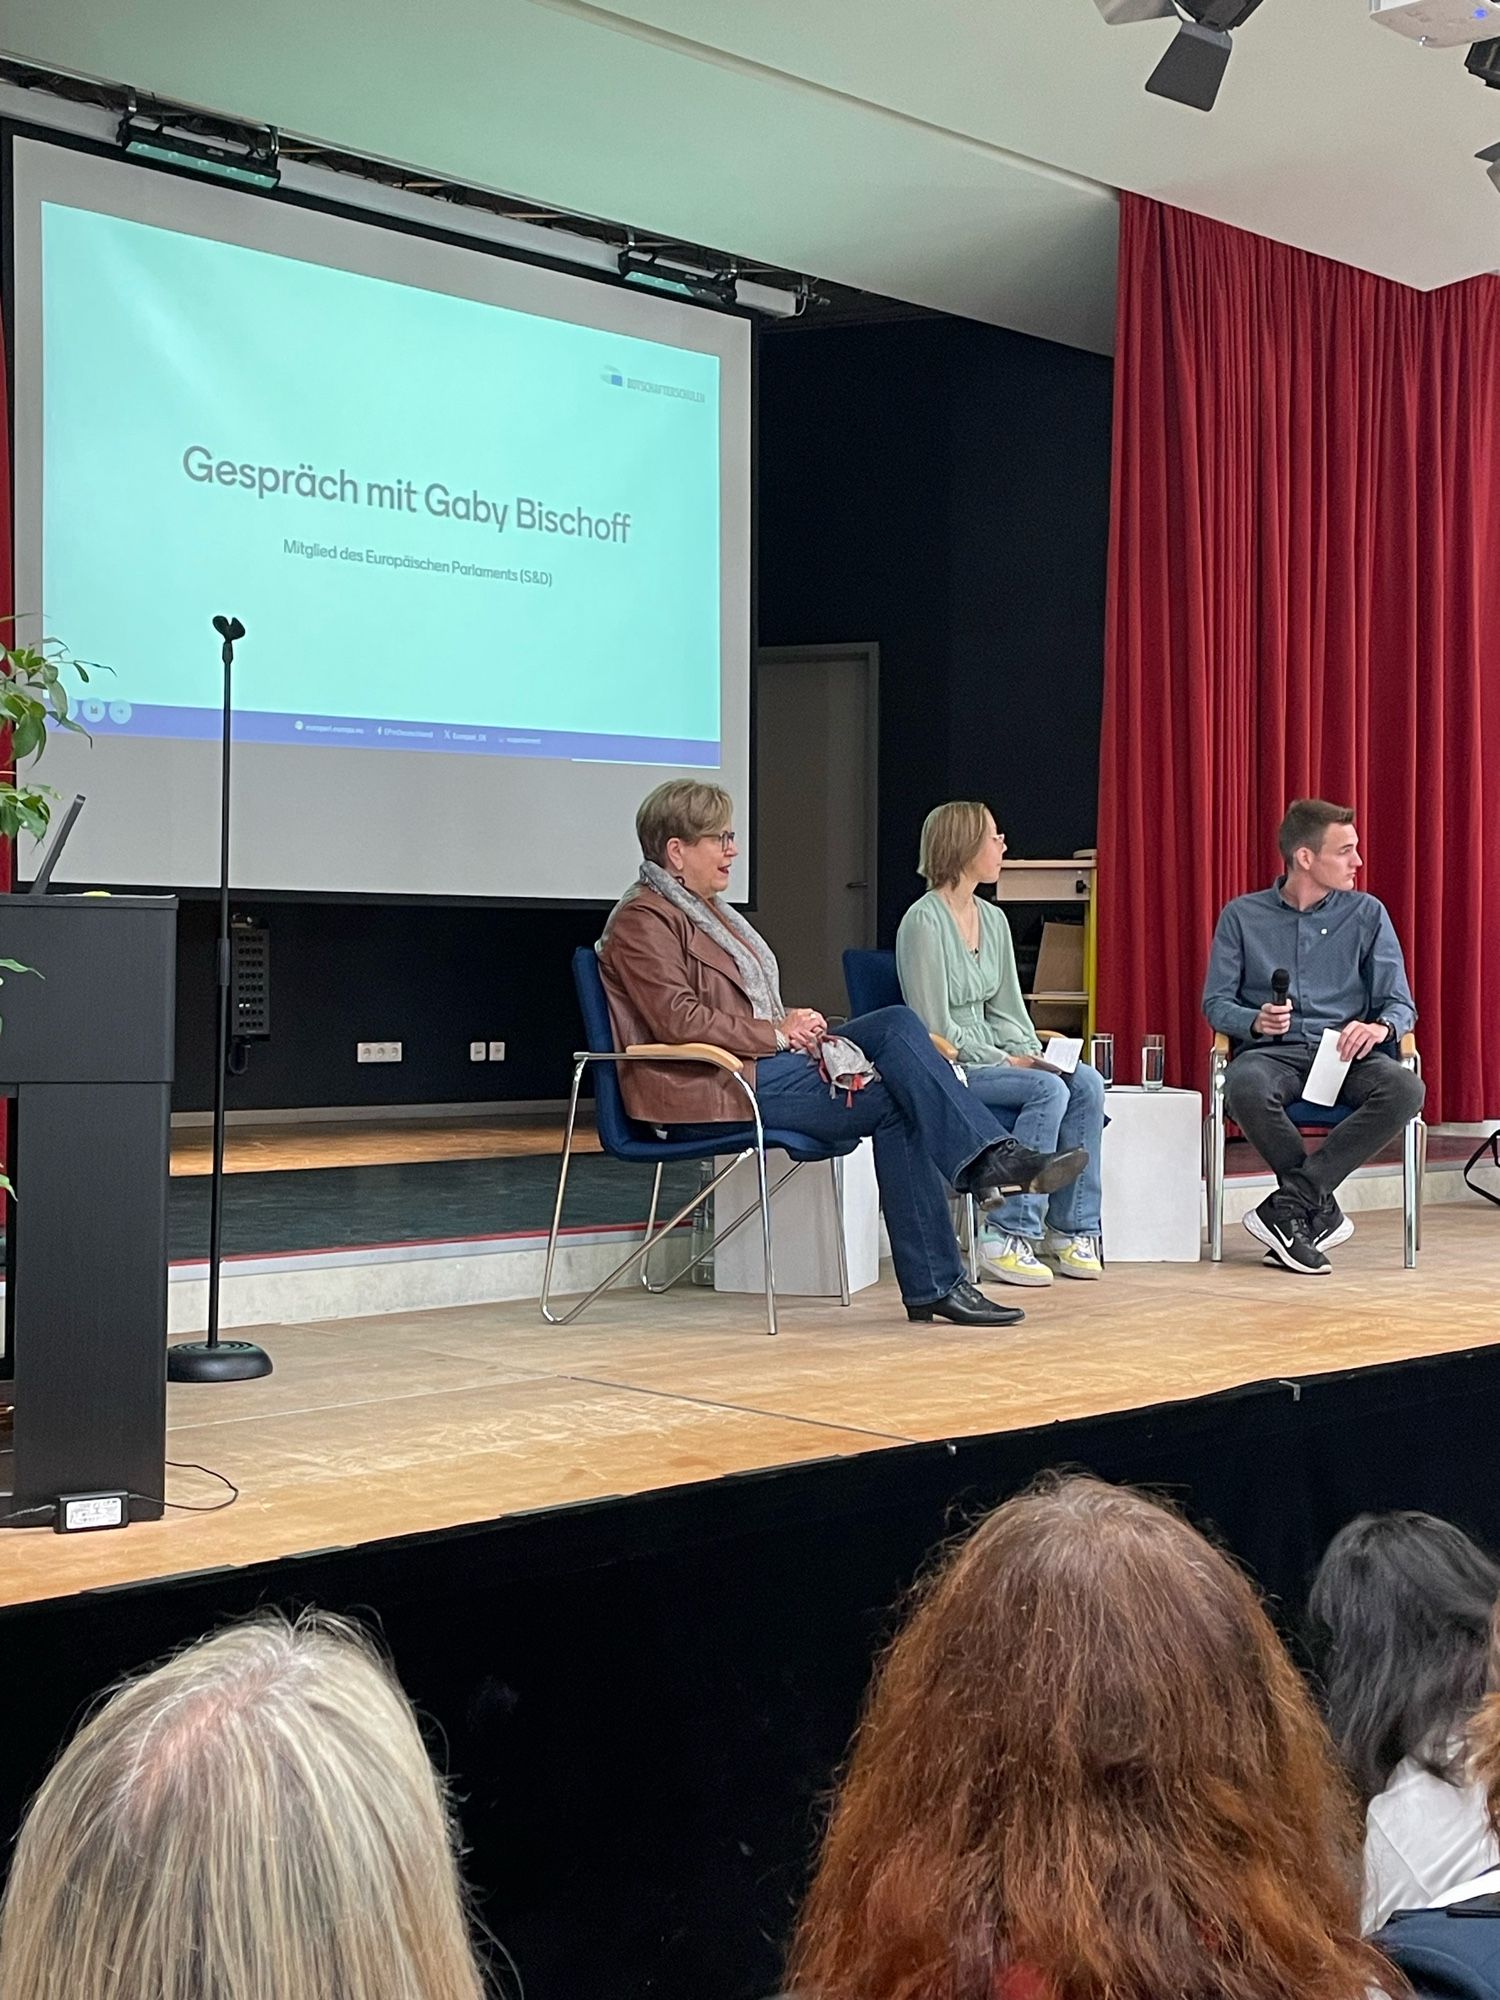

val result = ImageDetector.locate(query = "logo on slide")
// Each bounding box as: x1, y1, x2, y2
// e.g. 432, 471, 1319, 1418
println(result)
601, 364, 625, 386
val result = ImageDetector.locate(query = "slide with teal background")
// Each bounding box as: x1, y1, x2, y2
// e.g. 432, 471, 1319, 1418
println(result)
41, 202, 723, 764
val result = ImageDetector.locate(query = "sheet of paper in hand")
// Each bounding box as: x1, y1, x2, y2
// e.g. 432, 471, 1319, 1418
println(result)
1041, 1037, 1083, 1075
1301, 1028, 1353, 1108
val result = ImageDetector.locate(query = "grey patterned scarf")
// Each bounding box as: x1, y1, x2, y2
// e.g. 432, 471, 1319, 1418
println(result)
600, 861, 786, 1021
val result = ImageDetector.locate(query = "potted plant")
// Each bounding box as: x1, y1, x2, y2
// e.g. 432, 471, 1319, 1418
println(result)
1, 623, 99, 1193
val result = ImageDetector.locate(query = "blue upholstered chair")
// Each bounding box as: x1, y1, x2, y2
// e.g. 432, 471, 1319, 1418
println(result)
541, 948, 860, 1336
1205, 1031, 1426, 1268
841, 947, 1019, 1284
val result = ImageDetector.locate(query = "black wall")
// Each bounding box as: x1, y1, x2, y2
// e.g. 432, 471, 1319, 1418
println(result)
757, 314, 1113, 940
173, 897, 606, 1113
173, 313, 1113, 1112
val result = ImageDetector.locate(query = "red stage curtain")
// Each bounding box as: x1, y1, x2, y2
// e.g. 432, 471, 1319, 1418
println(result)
1, 307, 12, 895
1098, 193, 1500, 1122
1, 310, 11, 1184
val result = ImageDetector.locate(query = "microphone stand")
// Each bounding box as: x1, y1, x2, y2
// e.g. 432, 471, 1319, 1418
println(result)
166, 617, 273, 1383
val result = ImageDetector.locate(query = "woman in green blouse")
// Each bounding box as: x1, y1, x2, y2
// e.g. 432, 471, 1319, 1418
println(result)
895, 801, 1104, 1288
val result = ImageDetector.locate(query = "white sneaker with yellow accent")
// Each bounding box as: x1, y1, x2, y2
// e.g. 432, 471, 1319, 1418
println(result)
1043, 1230, 1104, 1280
979, 1232, 1053, 1287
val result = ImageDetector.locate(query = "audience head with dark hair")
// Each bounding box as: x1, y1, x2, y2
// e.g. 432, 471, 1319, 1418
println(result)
0, 1612, 488, 2000
789, 1474, 1392, 2000
1310, 1511, 1500, 1801
1366, 1599, 1500, 1992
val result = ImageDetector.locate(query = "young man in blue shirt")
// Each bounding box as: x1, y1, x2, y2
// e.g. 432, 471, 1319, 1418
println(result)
1203, 799, 1425, 1276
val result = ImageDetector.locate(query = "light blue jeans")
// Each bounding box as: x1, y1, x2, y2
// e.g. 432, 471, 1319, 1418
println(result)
965, 1060, 1105, 1239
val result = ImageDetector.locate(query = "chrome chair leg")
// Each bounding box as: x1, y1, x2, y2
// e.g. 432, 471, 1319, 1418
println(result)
639, 1161, 666, 1290
1207, 1058, 1226, 1264
831, 1154, 851, 1307
753, 1125, 778, 1337
541, 1062, 587, 1324
1403, 1113, 1420, 1270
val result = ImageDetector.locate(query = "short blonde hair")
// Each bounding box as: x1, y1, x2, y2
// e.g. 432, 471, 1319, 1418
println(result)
918, 800, 992, 889
0, 1614, 487, 2000
635, 779, 734, 863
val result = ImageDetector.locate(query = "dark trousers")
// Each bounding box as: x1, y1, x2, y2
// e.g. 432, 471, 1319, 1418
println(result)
1223, 1042, 1425, 1211
674, 1006, 1008, 1307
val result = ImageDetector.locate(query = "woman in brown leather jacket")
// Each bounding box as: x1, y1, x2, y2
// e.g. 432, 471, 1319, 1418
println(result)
597, 780, 1084, 1328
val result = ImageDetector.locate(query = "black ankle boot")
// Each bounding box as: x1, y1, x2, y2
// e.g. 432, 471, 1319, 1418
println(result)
957, 1138, 1089, 1202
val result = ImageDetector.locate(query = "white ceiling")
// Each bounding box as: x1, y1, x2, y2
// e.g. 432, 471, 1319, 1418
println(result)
5, 0, 1500, 354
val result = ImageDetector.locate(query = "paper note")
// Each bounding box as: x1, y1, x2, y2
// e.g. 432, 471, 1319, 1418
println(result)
1301, 1027, 1352, 1108
1041, 1036, 1083, 1075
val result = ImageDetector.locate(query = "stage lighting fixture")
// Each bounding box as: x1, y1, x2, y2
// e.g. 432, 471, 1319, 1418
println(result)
118, 101, 280, 188
1467, 32, 1500, 81
1476, 138, 1500, 190
1093, 0, 1267, 112
1371, 0, 1500, 46
617, 245, 738, 307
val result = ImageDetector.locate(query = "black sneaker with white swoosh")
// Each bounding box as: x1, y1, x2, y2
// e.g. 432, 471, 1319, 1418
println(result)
1244, 1192, 1331, 1275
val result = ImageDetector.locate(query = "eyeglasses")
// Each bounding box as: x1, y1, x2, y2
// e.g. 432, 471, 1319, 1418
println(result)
701, 831, 736, 852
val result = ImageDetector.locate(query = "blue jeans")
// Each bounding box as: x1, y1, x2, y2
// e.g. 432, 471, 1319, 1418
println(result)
672, 1006, 1009, 1307
965, 1061, 1105, 1239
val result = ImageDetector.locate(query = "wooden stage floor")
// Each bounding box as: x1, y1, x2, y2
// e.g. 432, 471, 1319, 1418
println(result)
4, 1204, 1497, 1611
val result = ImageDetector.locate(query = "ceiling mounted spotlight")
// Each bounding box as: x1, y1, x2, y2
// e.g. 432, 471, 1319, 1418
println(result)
1476, 139, 1500, 190
1093, 0, 1267, 112
1467, 32, 1500, 81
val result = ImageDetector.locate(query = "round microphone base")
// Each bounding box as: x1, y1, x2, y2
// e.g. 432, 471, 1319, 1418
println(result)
167, 1339, 273, 1383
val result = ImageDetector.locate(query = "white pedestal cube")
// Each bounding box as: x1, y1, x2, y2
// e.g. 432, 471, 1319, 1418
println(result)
712, 1138, 881, 1295
1100, 1085, 1203, 1262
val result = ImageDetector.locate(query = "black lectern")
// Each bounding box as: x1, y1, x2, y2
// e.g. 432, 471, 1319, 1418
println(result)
1, 895, 176, 1527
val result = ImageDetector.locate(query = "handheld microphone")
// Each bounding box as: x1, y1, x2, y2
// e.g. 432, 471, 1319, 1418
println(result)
1270, 967, 1291, 1042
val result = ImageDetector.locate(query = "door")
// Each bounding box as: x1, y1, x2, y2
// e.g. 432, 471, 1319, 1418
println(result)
750, 644, 879, 1019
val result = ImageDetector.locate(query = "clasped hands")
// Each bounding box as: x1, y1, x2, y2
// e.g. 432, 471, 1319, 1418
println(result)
776, 1007, 827, 1055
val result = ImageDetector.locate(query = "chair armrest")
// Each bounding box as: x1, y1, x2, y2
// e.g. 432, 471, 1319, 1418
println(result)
1212, 1032, 1230, 1058
623, 1041, 745, 1073
929, 1033, 958, 1062
1399, 1033, 1418, 1061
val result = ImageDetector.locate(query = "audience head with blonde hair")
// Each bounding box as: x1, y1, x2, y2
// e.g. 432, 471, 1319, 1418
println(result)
789, 1474, 1393, 2000
0, 1613, 487, 2000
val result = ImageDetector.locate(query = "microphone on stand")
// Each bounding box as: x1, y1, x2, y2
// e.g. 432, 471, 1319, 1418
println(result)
1270, 967, 1291, 1043
166, 616, 272, 1384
